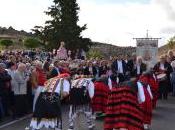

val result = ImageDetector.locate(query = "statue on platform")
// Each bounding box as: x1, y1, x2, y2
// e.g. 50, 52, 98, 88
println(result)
56, 41, 68, 60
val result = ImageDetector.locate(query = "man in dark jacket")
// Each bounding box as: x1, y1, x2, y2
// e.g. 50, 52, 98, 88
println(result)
0, 63, 12, 117
127, 53, 137, 77
112, 55, 128, 83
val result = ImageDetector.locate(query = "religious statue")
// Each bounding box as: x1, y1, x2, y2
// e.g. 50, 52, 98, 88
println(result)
56, 41, 68, 60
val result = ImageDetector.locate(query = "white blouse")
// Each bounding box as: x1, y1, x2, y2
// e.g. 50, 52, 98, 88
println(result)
137, 82, 153, 104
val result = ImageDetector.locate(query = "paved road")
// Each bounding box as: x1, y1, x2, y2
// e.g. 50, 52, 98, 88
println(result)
1, 97, 175, 130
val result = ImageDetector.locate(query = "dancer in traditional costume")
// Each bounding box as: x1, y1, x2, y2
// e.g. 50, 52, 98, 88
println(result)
147, 71, 159, 109
30, 73, 70, 130
91, 76, 110, 118
104, 78, 144, 130
68, 75, 95, 130
138, 74, 153, 130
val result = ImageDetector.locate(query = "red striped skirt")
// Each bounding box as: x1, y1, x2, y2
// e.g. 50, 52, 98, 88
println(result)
92, 82, 110, 113
104, 87, 144, 130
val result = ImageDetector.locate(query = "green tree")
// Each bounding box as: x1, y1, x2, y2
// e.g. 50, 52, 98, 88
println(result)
24, 38, 42, 49
0, 39, 13, 48
32, 0, 92, 51
168, 36, 175, 49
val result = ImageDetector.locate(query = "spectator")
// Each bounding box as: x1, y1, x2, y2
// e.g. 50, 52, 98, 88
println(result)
168, 50, 175, 63
134, 56, 147, 77
25, 63, 33, 112
43, 58, 51, 75
84, 61, 97, 76
112, 54, 128, 83
6, 62, 17, 119
127, 53, 137, 78
0, 63, 12, 118
99, 60, 108, 77
14, 63, 29, 117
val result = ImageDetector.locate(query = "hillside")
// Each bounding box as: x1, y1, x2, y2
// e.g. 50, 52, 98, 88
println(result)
0, 26, 137, 57
0, 26, 33, 36
93, 42, 173, 58
92, 42, 136, 58
0, 26, 171, 57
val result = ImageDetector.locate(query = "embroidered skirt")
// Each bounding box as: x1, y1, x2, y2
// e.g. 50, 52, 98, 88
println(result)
30, 92, 62, 129
69, 87, 91, 105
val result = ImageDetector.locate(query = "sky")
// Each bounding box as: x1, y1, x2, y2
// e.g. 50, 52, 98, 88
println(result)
0, 0, 175, 47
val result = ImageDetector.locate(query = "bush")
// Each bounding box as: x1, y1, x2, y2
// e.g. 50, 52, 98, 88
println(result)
87, 49, 103, 59
0, 39, 13, 48
24, 38, 41, 49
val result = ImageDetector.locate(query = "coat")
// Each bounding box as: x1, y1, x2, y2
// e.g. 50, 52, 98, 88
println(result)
0, 70, 11, 96
112, 60, 127, 75
13, 70, 28, 95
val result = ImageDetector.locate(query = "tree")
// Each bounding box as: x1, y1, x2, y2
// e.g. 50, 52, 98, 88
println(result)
24, 38, 42, 49
87, 49, 103, 59
32, 0, 92, 51
0, 39, 13, 48
168, 36, 175, 49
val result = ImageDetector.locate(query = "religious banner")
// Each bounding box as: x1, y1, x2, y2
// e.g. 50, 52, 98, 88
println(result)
136, 38, 159, 70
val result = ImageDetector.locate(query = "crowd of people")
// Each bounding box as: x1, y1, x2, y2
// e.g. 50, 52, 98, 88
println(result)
1, 41, 175, 130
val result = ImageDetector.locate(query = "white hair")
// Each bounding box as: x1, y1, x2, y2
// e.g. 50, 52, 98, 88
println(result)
137, 56, 143, 61
18, 63, 26, 70
34, 60, 43, 68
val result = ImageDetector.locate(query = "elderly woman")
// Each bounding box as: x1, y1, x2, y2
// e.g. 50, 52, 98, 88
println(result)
14, 63, 29, 117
